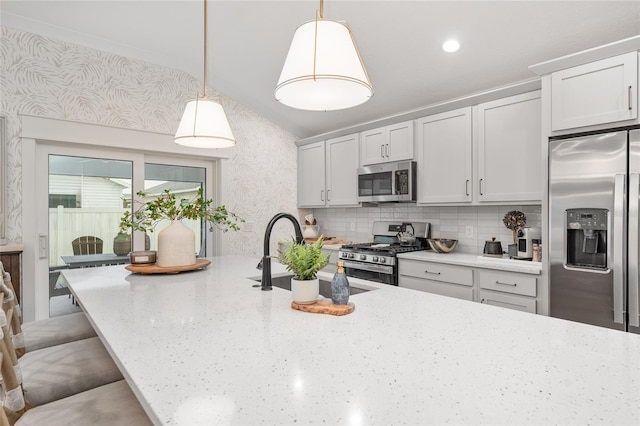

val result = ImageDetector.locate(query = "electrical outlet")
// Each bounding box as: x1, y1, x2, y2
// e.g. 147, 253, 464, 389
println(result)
465, 225, 474, 238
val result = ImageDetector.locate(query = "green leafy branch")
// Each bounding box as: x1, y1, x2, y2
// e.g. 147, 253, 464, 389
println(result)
119, 187, 243, 234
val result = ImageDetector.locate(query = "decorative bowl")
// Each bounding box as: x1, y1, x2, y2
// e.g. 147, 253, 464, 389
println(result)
427, 239, 458, 253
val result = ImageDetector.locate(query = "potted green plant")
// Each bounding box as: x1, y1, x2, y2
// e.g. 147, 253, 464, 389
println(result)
120, 188, 243, 267
279, 237, 328, 304
113, 212, 133, 256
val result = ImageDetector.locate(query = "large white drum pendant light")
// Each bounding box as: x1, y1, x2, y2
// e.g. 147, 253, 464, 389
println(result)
175, 0, 236, 149
275, 0, 373, 111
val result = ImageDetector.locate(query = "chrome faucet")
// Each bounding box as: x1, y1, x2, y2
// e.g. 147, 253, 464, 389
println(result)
258, 212, 304, 291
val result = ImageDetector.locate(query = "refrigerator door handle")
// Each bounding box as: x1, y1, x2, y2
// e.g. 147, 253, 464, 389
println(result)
629, 173, 640, 327
613, 174, 625, 325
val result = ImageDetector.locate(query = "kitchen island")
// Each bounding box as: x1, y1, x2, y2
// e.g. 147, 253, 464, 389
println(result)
61, 256, 639, 425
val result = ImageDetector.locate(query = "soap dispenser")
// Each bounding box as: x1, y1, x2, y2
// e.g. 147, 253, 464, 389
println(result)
331, 261, 350, 305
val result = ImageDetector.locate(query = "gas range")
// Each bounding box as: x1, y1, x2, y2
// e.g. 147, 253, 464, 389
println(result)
339, 242, 428, 266
338, 221, 430, 285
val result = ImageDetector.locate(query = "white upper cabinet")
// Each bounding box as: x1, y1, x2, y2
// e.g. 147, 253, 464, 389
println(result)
415, 107, 473, 204
298, 134, 360, 208
360, 120, 414, 165
325, 133, 360, 207
551, 52, 638, 131
476, 91, 542, 203
298, 141, 326, 207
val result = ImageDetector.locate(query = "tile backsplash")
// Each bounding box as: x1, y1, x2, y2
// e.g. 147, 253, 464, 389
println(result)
310, 204, 542, 255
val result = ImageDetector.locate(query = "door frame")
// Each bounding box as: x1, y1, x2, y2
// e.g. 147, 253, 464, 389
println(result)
22, 115, 225, 321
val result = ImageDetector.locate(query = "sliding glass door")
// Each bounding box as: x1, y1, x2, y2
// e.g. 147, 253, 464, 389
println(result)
38, 145, 214, 318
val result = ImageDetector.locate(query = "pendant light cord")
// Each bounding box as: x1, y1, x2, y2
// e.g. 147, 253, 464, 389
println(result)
203, 0, 208, 99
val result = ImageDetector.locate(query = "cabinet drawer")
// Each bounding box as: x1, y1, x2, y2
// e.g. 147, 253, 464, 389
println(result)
399, 260, 473, 286
478, 270, 537, 297
400, 276, 473, 301
479, 289, 536, 314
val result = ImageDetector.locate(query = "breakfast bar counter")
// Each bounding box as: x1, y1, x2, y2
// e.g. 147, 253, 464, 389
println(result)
61, 256, 639, 425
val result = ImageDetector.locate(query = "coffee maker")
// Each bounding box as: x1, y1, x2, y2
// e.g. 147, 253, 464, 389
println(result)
517, 227, 541, 258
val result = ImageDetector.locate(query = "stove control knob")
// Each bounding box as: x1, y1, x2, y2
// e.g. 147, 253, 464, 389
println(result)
359, 254, 366, 260
348, 253, 355, 259
340, 252, 347, 258
372, 256, 379, 262
379, 257, 386, 264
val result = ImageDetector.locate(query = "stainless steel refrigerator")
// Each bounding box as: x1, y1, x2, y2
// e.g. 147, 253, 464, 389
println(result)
549, 127, 640, 333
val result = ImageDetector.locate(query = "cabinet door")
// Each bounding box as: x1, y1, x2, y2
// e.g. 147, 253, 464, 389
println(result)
476, 91, 541, 203
298, 141, 326, 207
416, 108, 472, 203
479, 289, 536, 314
360, 127, 386, 166
386, 120, 414, 162
551, 52, 638, 131
326, 133, 360, 206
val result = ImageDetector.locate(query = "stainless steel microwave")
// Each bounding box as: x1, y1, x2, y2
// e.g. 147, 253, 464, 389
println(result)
357, 161, 417, 203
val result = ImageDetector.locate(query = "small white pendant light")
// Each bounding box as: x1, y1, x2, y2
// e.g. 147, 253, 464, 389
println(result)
175, 0, 236, 148
275, 0, 373, 111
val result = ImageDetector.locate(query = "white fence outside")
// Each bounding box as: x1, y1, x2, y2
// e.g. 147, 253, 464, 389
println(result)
49, 207, 202, 267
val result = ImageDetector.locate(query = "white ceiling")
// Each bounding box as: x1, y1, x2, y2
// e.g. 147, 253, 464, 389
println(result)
2, 1, 639, 140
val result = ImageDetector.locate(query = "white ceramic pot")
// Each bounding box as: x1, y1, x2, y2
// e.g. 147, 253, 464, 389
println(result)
291, 277, 319, 304
157, 220, 196, 267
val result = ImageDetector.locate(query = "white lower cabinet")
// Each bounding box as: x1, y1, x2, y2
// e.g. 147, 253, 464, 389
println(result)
398, 259, 474, 301
478, 290, 537, 314
398, 259, 539, 313
477, 269, 537, 314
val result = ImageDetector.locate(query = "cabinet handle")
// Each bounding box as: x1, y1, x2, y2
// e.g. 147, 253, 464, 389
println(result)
479, 178, 484, 195
465, 179, 470, 196
320, 190, 324, 202
480, 299, 485, 304
381, 145, 385, 158
424, 270, 441, 276
385, 144, 390, 157
495, 280, 517, 287
327, 189, 330, 201
629, 86, 633, 111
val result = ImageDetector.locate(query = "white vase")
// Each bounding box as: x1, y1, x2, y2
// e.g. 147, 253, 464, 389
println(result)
291, 277, 319, 304
157, 220, 196, 267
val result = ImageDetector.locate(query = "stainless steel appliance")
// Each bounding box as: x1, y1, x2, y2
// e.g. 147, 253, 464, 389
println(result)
357, 161, 417, 203
338, 221, 430, 285
517, 227, 540, 258
549, 127, 640, 333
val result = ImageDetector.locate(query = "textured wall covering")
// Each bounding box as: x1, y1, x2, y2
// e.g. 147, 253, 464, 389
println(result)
0, 27, 299, 257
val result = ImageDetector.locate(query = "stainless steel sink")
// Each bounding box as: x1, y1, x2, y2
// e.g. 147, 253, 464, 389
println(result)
252, 275, 371, 298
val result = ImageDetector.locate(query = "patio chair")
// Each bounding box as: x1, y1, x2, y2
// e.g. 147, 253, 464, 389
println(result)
71, 236, 103, 256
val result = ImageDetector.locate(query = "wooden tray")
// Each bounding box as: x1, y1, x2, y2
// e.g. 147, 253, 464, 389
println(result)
125, 258, 211, 274
291, 298, 355, 316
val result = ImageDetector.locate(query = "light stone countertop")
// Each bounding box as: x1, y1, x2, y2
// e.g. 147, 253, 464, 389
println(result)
61, 255, 638, 425
398, 251, 543, 274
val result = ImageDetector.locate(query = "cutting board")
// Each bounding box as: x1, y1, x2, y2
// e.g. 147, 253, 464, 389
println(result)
291, 298, 355, 316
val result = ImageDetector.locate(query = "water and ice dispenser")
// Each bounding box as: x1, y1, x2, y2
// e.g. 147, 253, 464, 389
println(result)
565, 209, 608, 270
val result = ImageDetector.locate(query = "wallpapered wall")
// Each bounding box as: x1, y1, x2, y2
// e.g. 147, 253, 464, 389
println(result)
0, 27, 300, 257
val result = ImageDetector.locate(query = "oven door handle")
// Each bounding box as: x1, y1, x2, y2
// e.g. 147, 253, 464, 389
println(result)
343, 260, 394, 275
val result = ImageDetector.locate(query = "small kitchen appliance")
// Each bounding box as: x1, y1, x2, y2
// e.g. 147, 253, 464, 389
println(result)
517, 227, 540, 258
483, 238, 503, 257
357, 161, 417, 203
338, 221, 430, 285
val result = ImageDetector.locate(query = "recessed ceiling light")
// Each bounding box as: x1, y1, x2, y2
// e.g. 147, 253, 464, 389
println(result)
442, 39, 460, 53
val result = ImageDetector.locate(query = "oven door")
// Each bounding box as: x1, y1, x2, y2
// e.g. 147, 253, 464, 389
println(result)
343, 260, 396, 285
